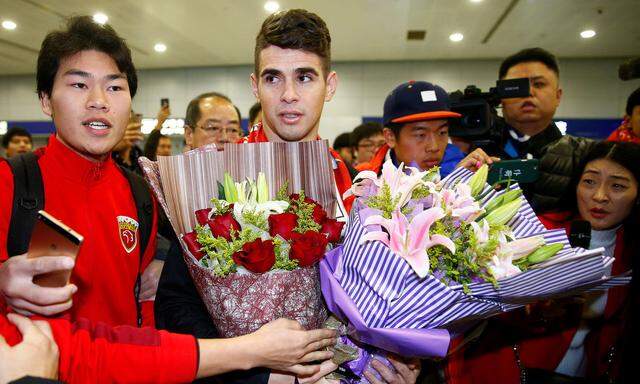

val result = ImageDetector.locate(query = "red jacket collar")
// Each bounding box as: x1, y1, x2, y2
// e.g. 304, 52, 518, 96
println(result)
41, 134, 118, 184
242, 122, 323, 143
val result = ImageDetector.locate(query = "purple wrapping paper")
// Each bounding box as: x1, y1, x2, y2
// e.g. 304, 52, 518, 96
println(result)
339, 336, 396, 384
320, 246, 451, 358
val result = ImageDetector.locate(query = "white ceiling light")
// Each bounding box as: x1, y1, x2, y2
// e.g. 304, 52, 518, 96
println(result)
2, 20, 17, 30
470, 0, 484, 3
93, 13, 108, 25
264, 1, 280, 13
449, 32, 464, 42
154, 43, 167, 53
580, 29, 596, 39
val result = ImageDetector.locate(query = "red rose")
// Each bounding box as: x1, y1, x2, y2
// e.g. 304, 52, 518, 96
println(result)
312, 205, 327, 224
320, 218, 345, 243
290, 230, 329, 267
288, 194, 327, 224
208, 212, 241, 241
232, 239, 275, 273
268, 212, 298, 240
195, 208, 212, 226
183, 231, 206, 261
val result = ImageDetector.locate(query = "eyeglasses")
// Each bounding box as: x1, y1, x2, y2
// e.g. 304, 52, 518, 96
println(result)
358, 140, 386, 150
197, 123, 241, 137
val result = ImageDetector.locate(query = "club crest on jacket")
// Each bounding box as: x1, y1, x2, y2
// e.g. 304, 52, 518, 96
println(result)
117, 216, 139, 253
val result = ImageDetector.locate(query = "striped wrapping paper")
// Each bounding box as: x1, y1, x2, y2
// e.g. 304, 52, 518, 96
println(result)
323, 166, 631, 349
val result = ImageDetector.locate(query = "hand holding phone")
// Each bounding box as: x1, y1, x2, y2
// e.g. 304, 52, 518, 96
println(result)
27, 211, 83, 287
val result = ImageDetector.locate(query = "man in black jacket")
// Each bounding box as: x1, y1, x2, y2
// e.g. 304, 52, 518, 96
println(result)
493, 48, 594, 212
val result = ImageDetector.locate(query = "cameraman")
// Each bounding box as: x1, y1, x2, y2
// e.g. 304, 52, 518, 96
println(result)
493, 47, 594, 212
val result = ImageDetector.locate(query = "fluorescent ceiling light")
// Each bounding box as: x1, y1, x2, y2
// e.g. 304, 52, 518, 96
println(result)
580, 29, 596, 39
2, 20, 17, 30
264, 1, 280, 13
93, 13, 108, 25
449, 33, 464, 42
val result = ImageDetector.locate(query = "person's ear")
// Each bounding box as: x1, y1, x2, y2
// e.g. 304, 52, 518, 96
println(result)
324, 71, 338, 102
250, 73, 259, 100
383, 127, 397, 149
40, 92, 53, 117
184, 126, 194, 148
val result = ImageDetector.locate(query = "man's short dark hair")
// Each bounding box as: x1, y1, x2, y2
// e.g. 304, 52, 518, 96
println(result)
254, 9, 331, 77
184, 92, 233, 128
333, 132, 351, 150
626, 87, 640, 116
499, 47, 559, 80
249, 102, 261, 125
2, 126, 32, 148
37, 15, 137, 98
351, 122, 383, 147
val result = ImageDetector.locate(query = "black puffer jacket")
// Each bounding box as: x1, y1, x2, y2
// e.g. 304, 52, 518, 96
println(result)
488, 121, 596, 213
527, 134, 595, 212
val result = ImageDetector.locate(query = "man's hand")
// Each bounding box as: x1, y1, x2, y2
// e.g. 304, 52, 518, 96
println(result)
246, 318, 336, 377
155, 106, 171, 131
123, 121, 144, 146
268, 360, 338, 384
0, 313, 59, 383
364, 354, 421, 384
456, 148, 500, 172
0, 255, 77, 316
139, 259, 165, 302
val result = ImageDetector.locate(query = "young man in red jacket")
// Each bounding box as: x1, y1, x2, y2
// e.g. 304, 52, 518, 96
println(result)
0, 16, 160, 327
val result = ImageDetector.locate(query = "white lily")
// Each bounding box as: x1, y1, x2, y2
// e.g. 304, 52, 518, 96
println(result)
470, 219, 491, 245
499, 235, 546, 261
487, 254, 521, 279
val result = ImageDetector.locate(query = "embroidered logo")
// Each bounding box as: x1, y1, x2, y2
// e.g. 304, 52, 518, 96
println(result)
117, 216, 139, 253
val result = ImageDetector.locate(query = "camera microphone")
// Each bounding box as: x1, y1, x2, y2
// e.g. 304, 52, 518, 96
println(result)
619, 57, 640, 81
569, 220, 591, 249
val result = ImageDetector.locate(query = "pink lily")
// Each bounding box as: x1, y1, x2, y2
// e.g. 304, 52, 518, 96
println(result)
346, 160, 428, 210
362, 207, 456, 278
434, 183, 483, 222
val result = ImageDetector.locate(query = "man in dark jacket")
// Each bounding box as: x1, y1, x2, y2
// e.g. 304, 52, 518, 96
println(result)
493, 47, 594, 212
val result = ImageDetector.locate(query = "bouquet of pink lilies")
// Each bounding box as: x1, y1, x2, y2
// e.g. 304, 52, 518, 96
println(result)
318, 160, 629, 359
348, 160, 562, 291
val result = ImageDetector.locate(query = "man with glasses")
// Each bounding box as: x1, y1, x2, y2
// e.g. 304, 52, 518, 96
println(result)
350, 122, 385, 167
184, 92, 242, 149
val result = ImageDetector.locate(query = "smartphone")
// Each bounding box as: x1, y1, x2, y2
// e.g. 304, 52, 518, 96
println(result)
488, 159, 540, 185
160, 98, 170, 109
27, 211, 84, 287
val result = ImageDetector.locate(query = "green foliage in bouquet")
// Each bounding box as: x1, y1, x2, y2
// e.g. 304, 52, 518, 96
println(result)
427, 219, 499, 293
366, 183, 404, 219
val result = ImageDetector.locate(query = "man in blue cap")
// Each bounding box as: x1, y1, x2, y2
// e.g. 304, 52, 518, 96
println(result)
357, 81, 497, 176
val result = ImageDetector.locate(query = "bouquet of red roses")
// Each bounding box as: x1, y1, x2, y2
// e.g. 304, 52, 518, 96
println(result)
180, 172, 343, 337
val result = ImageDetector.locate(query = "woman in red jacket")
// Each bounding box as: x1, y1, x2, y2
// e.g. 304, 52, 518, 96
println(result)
448, 141, 639, 384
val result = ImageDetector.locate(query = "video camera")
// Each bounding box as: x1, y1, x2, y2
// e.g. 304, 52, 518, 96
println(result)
448, 78, 530, 154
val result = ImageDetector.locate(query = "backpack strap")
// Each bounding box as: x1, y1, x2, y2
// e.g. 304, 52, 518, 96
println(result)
7, 152, 45, 257
118, 166, 154, 327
